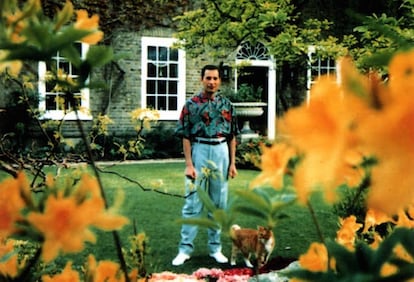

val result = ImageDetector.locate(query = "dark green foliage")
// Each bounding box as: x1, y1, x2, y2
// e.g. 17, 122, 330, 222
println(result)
286, 228, 414, 281
141, 124, 182, 159
235, 136, 272, 170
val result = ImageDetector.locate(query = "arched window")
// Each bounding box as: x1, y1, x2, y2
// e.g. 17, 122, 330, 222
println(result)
236, 41, 270, 61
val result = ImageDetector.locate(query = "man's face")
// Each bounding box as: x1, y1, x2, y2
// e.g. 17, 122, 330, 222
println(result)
201, 69, 221, 95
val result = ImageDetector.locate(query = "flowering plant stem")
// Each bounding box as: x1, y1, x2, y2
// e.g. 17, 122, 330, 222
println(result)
73, 96, 130, 282
306, 200, 325, 244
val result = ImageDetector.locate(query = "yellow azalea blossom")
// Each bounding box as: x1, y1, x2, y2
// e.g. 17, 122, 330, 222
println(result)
336, 215, 362, 250
27, 174, 129, 262
388, 50, 414, 102
0, 51, 23, 77
393, 208, 414, 229
357, 88, 414, 214
74, 10, 104, 44
5, 0, 41, 43
380, 262, 398, 278
0, 238, 19, 278
341, 149, 366, 188
278, 74, 370, 204
394, 243, 414, 263
298, 242, 330, 272
363, 208, 393, 233
54, 1, 74, 31
369, 232, 383, 249
379, 243, 414, 280
86, 255, 127, 282
42, 261, 80, 282
0, 172, 30, 238
130, 108, 161, 121
250, 142, 296, 190
350, 49, 414, 215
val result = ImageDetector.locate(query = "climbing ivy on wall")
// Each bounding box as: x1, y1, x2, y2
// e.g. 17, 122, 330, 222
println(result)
39, 0, 190, 43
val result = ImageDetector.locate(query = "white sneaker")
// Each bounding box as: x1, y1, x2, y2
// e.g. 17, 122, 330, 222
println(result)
172, 253, 190, 266
209, 251, 228, 263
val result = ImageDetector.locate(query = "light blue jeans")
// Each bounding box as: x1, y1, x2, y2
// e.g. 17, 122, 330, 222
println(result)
178, 141, 229, 255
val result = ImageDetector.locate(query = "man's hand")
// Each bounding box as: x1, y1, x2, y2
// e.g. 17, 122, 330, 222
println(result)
228, 163, 238, 178
185, 165, 197, 180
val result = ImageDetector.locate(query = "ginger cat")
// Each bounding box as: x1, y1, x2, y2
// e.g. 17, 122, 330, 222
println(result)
229, 224, 275, 268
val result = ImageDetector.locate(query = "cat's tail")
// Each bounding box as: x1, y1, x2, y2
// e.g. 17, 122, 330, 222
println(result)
229, 224, 241, 239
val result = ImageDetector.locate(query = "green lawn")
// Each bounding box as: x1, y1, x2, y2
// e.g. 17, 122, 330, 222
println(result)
0, 161, 339, 276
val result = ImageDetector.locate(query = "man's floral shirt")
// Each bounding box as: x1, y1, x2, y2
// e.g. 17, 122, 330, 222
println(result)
175, 92, 239, 140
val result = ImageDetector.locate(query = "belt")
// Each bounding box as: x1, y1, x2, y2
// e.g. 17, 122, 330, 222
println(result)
194, 137, 227, 145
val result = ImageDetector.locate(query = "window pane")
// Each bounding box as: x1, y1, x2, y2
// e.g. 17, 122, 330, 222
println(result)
168, 81, 177, 94
46, 81, 55, 92
148, 63, 156, 77
148, 46, 157, 60
59, 61, 70, 74
170, 48, 178, 61
169, 64, 178, 78
72, 64, 80, 76
159, 65, 168, 78
147, 96, 156, 108
158, 81, 166, 94
74, 42, 82, 54
168, 96, 177, 110
158, 47, 167, 61
157, 96, 166, 110
72, 94, 81, 109
46, 95, 56, 110
147, 80, 156, 94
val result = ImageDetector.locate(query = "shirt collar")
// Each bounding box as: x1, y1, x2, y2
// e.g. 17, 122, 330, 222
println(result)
199, 92, 216, 101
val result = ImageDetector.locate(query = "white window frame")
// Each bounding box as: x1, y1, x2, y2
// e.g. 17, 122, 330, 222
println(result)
141, 36, 186, 120
38, 42, 92, 120
306, 46, 338, 104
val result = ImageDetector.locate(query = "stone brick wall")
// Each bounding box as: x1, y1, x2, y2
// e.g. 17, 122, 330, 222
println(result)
0, 27, 224, 141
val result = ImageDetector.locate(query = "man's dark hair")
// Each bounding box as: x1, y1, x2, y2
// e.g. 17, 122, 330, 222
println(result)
201, 65, 221, 79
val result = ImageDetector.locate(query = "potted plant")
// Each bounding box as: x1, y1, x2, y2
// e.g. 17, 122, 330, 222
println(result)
219, 84, 267, 138
219, 83, 267, 117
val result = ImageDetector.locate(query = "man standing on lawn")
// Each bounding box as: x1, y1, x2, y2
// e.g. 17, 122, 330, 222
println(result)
172, 64, 239, 266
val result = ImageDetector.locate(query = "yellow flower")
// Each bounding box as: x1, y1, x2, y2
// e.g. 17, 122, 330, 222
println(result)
5, 0, 41, 44
369, 232, 383, 249
54, 1, 74, 31
393, 207, 414, 229
74, 10, 104, 44
0, 51, 23, 77
42, 261, 80, 282
336, 215, 362, 250
250, 142, 296, 190
0, 172, 30, 238
278, 74, 370, 204
298, 242, 330, 272
0, 238, 19, 278
380, 262, 398, 278
86, 255, 126, 282
28, 194, 95, 262
388, 50, 414, 101
379, 244, 413, 278
357, 89, 414, 214
27, 174, 129, 262
363, 208, 393, 233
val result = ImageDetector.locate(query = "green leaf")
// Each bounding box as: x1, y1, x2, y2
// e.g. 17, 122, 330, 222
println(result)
325, 240, 359, 274
232, 205, 268, 221
234, 189, 271, 212
61, 44, 82, 68
86, 45, 114, 68
197, 187, 216, 213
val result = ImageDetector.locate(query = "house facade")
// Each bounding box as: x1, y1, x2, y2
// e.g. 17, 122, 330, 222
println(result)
0, 1, 334, 156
